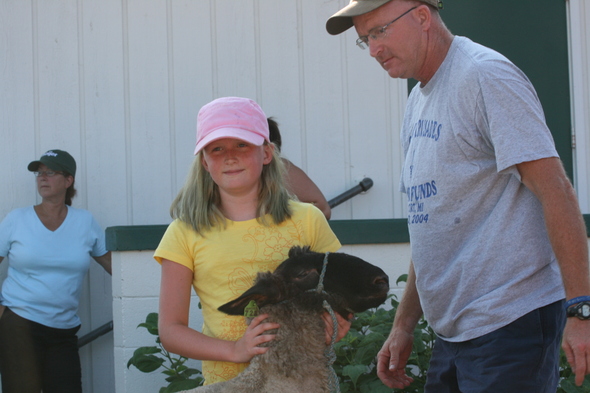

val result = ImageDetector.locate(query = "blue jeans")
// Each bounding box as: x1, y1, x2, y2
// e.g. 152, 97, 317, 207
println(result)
425, 300, 565, 393
0, 307, 82, 393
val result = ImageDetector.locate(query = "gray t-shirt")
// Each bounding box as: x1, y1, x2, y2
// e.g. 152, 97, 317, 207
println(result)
401, 36, 564, 342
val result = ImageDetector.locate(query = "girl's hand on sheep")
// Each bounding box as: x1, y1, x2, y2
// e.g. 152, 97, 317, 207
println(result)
323, 311, 352, 345
232, 314, 280, 363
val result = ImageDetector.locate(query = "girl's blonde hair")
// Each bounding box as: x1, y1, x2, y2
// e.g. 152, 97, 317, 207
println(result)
170, 143, 292, 235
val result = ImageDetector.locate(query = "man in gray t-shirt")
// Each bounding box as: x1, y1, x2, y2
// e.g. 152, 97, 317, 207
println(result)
327, 0, 590, 392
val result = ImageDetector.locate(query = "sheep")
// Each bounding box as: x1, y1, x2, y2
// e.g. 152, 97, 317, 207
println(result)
180, 245, 390, 393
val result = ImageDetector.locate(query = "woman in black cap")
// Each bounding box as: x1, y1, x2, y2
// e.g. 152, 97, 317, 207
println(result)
0, 149, 111, 393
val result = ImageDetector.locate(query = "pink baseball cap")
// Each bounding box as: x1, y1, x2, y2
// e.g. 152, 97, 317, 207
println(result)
194, 97, 270, 155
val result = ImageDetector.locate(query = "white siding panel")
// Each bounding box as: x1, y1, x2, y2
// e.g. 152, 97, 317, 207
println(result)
126, 0, 173, 225
82, 0, 128, 229
299, 0, 348, 217
35, 1, 82, 166
214, 0, 258, 98
569, 0, 590, 213
0, 0, 37, 219
257, 1, 304, 166
170, 0, 214, 193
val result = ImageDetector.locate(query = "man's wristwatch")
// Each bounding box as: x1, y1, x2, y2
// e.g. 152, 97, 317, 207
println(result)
566, 300, 590, 320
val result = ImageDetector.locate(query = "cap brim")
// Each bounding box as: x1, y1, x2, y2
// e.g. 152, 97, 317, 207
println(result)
27, 161, 42, 172
326, 0, 392, 35
194, 128, 266, 155
27, 158, 70, 173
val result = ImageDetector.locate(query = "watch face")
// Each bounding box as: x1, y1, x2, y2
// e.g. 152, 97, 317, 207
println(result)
582, 304, 590, 318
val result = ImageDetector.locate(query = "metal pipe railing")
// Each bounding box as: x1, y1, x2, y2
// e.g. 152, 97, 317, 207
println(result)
78, 320, 113, 348
328, 177, 373, 208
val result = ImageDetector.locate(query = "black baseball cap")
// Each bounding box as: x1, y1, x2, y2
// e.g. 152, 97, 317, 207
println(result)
28, 149, 77, 177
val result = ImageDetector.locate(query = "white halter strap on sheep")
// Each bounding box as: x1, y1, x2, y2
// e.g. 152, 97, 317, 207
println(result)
312, 252, 340, 393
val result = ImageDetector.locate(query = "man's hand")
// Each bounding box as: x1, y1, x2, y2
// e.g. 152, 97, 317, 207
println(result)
323, 311, 352, 344
377, 328, 415, 389
562, 317, 590, 386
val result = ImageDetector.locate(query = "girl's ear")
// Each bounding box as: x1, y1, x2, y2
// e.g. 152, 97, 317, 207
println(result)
262, 143, 274, 165
201, 154, 210, 172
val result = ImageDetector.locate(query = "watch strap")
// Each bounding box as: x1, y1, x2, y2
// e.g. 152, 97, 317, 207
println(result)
566, 301, 590, 320
565, 296, 590, 309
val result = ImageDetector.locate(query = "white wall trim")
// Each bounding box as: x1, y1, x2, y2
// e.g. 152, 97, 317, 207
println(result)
568, 0, 590, 213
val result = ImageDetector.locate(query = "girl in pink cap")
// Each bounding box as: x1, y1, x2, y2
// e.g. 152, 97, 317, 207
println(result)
154, 97, 347, 385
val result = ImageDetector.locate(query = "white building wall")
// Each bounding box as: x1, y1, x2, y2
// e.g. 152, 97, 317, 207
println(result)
1, 0, 589, 392
569, 0, 590, 213
0, 0, 407, 228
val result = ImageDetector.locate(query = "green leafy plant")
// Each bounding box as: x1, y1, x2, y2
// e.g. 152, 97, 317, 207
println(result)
127, 312, 204, 393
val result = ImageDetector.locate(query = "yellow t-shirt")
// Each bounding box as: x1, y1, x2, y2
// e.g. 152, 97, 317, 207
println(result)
154, 201, 341, 384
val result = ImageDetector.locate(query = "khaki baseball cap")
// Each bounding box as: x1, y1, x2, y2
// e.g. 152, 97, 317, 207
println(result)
326, 0, 443, 35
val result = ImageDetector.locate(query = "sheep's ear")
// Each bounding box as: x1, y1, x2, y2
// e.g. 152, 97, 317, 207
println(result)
218, 281, 281, 316
218, 293, 268, 316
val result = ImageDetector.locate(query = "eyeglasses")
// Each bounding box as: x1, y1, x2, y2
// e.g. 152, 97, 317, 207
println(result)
356, 6, 418, 50
33, 170, 64, 178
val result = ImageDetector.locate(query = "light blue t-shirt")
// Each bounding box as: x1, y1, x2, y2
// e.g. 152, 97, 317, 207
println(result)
0, 205, 107, 329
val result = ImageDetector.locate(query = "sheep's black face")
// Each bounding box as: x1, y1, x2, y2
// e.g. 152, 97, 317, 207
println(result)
274, 246, 390, 313
218, 246, 389, 316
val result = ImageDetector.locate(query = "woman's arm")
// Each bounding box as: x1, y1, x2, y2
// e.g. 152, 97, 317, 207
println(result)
0, 257, 4, 317
93, 252, 112, 275
283, 159, 331, 220
158, 259, 280, 363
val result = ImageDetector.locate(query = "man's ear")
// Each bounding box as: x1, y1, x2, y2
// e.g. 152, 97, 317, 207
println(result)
416, 4, 432, 30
